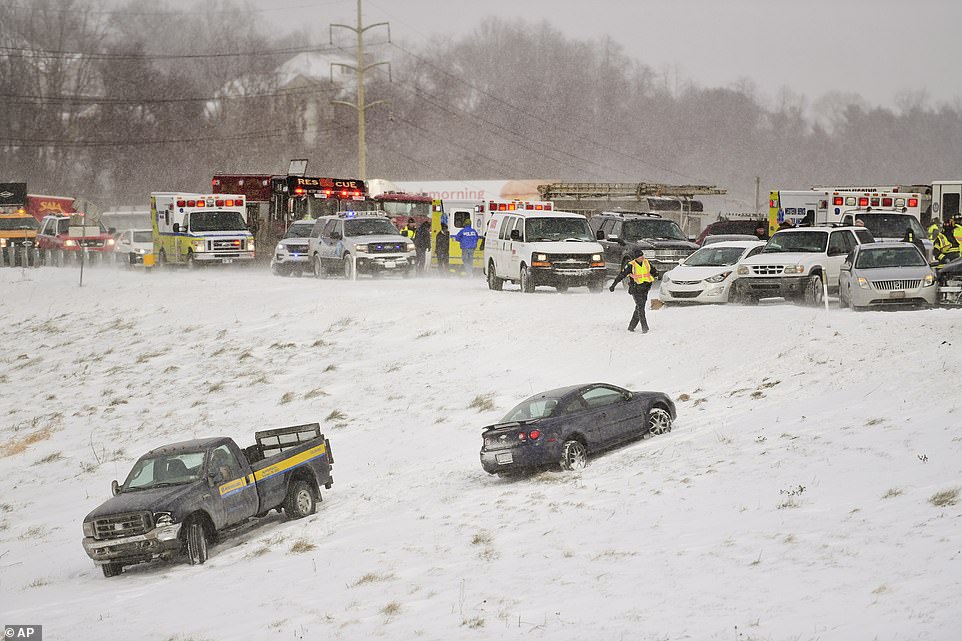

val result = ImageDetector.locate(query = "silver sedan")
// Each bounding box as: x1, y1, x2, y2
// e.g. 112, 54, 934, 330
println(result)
838, 242, 938, 310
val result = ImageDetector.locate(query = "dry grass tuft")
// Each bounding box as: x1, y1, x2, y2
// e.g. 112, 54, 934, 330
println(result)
381, 601, 401, 616
882, 488, 903, 499
470, 530, 493, 545
351, 572, 394, 587
304, 388, 328, 400
1, 427, 53, 458
280, 392, 297, 404
289, 538, 317, 554
325, 409, 346, 422
929, 488, 959, 507
468, 394, 495, 412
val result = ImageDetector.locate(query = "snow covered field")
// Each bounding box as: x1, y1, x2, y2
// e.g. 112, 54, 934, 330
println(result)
1, 265, 960, 641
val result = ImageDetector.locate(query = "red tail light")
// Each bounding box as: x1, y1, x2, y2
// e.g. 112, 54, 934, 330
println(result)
528, 430, 541, 440
215, 199, 224, 207
833, 197, 843, 206
882, 197, 893, 207
908, 198, 919, 207
545, 204, 552, 210
186, 200, 196, 207
176, 200, 185, 207
858, 197, 869, 207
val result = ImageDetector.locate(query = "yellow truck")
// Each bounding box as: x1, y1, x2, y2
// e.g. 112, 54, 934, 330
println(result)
0, 210, 39, 266
151, 192, 254, 267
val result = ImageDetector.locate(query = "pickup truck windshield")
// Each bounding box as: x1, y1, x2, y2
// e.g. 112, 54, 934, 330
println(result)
762, 231, 827, 253
189, 211, 247, 232
122, 451, 206, 491
344, 218, 399, 236
684, 246, 746, 267
525, 218, 593, 242
0, 217, 39, 231
623, 219, 687, 241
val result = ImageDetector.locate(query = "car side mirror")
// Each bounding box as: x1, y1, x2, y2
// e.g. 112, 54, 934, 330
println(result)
172, 223, 181, 233
623, 391, 633, 401
595, 230, 604, 240
111, 480, 120, 496
510, 229, 521, 241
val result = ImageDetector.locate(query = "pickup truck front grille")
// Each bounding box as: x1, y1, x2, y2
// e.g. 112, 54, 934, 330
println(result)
873, 279, 922, 291
94, 511, 151, 540
79, 239, 105, 248
749, 265, 785, 276
367, 241, 407, 253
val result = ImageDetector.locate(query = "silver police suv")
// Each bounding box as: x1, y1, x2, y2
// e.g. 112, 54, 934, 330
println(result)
307, 212, 416, 279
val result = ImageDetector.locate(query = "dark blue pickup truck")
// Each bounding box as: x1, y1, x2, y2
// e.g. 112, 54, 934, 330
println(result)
82, 423, 333, 577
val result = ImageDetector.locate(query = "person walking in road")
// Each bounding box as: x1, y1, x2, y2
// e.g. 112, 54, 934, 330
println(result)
413, 220, 431, 274
453, 221, 480, 275
400, 217, 416, 240
435, 224, 450, 276
609, 249, 658, 333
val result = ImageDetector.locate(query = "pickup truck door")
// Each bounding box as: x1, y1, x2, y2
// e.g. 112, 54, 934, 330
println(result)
208, 443, 258, 526
602, 220, 622, 271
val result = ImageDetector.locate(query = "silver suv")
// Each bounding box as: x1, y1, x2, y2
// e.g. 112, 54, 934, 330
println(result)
307, 212, 416, 279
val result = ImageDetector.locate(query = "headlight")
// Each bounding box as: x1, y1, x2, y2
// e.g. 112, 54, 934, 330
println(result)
705, 271, 731, 283
0, 239, 6, 247
535, 253, 547, 261
135, 248, 147, 254
785, 264, 805, 274
246, 239, 255, 251
406, 242, 415, 252
923, 273, 935, 287
193, 241, 205, 252
662, 274, 671, 284
737, 265, 749, 275
106, 238, 115, 246
274, 244, 288, 254
153, 512, 174, 528
857, 277, 870, 289
591, 254, 602, 261
354, 243, 369, 253
82, 521, 95, 538
64, 239, 78, 247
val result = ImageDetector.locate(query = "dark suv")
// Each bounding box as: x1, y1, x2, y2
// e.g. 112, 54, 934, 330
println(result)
589, 211, 698, 275
694, 219, 768, 245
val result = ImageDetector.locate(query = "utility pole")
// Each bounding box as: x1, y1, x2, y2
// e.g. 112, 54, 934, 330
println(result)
330, 0, 391, 180
754, 176, 761, 215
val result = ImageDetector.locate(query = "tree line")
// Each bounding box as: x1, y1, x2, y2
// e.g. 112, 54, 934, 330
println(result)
2, 0, 961, 211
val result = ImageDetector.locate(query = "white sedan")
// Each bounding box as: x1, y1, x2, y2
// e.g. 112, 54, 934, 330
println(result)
659, 240, 766, 304
114, 229, 154, 266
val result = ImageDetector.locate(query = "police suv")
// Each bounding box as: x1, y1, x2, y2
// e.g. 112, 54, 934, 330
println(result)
307, 211, 416, 279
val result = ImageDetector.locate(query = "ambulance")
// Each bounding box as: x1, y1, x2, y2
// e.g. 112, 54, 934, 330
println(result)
431, 199, 554, 270
150, 192, 254, 267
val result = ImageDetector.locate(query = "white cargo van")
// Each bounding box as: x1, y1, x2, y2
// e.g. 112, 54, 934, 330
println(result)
482, 210, 606, 293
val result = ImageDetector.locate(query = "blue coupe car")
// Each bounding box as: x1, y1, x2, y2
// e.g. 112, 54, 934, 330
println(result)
480, 383, 676, 475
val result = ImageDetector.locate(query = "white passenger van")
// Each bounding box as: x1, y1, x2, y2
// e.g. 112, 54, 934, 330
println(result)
482, 209, 606, 293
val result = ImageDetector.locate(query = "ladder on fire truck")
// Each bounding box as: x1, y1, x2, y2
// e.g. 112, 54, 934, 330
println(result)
537, 182, 727, 200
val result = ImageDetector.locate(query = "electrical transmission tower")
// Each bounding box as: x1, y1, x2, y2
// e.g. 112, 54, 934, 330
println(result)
330, 0, 391, 180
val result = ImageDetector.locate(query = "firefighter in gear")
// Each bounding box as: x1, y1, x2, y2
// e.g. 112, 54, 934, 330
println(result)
928, 219, 942, 241
609, 250, 658, 333
934, 217, 962, 263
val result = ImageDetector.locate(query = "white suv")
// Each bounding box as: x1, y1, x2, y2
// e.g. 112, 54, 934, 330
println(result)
482, 211, 606, 293
734, 226, 875, 304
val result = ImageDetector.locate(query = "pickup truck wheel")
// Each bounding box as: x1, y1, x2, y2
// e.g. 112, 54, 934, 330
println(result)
647, 407, 673, 436
587, 278, 604, 293
487, 261, 504, 291
555, 283, 568, 293
101, 562, 123, 578
559, 439, 588, 471
284, 480, 316, 519
185, 520, 208, 565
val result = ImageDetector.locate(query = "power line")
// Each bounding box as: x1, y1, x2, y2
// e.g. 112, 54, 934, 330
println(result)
0, 86, 337, 105
0, 42, 343, 60
0, 0, 349, 17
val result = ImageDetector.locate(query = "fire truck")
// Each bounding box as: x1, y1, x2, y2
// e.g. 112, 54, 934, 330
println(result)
365, 179, 434, 229
212, 174, 366, 250
150, 192, 254, 267
431, 199, 555, 270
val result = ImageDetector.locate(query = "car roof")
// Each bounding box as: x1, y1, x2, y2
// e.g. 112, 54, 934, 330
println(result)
856, 241, 920, 250
522, 383, 621, 401
597, 211, 664, 219
775, 226, 861, 233
493, 210, 586, 219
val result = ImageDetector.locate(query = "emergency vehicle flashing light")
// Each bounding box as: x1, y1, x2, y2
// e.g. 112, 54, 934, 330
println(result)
175, 197, 245, 209
487, 200, 553, 212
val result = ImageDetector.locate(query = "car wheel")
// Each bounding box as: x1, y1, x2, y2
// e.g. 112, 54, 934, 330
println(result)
186, 251, 198, 270
839, 286, 849, 309
487, 261, 503, 291
647, 407, 673, 436
342, 254, 354, 279
283, 479, 317, 519
559, 439, 588, 471
312, 255, 326, 279
520, 264, 535, 293
57, 249, 66, 267
803, 274, 824, 306
158, 249, 168, 270
587, 278, 604, 293
101, 562, 123, 578
555, 283, 568, 293
185, 520, 208, 565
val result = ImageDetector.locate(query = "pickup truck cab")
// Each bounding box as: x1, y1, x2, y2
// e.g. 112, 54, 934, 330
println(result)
37, 214, 115, 265
82, 423, 333, 577
734, 226, 875, 305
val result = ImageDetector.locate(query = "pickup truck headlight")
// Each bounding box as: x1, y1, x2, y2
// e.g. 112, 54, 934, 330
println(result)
353, 243, 370, 253
406, 242, 415, 252
923, 273, 936, 287
785, 264, 805, 274
82, 521, 95, 538
705, 271, 731, 283
64, 239, 78, 247
856, 276, 870, 289
737, 265, 749, 275
591, 254, 602, 261
153, 512, 174, 528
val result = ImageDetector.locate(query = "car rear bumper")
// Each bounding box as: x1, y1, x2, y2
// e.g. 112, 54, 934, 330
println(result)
82, 523, 183, 564
480, 443, 560, 474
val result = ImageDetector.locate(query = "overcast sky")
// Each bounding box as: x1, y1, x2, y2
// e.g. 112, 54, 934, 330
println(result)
261, 0, 961, 111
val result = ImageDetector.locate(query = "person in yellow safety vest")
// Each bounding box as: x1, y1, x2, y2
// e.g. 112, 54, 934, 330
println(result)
609, 249, 658, 333
400, 217, 416, 239
928, 219, 942, 241
933, 217, 962, 263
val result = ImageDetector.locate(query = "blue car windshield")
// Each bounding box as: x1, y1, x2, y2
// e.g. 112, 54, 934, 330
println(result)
501, 397, 559, 422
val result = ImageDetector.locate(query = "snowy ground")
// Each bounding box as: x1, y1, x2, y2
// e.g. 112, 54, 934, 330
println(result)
1, 265, 960, 641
